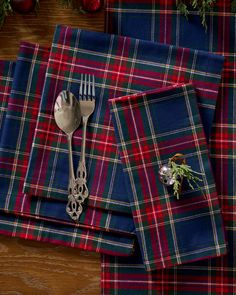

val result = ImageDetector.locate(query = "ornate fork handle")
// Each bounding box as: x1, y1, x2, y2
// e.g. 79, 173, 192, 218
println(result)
68, 116, 89, 221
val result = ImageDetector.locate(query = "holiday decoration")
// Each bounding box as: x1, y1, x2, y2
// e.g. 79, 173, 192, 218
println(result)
81, 0, 101, 12
159, 154, 204, 199
60, 0, 102, 13
0, 0, 12, 27
1, 0, 234, 31
176, 0, 236, 29
10, 0, 37, 14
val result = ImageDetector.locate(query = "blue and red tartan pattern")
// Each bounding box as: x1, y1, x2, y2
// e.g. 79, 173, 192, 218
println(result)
0, 61, 15, 138
102, 0, 236, 293
0, 59, 135, 256
0, 42, 135, 238
109, 84, 226, 271
24, 25, 224, 215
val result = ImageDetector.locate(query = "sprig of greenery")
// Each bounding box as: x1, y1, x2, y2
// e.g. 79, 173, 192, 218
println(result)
176, 0, 216, 30
58, 0, 87, 14
0, 0, 12, 28
231, 0, 236, 12
169, 159, 204, 199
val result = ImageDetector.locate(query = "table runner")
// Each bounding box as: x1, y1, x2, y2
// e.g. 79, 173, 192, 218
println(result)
102, 0, 236, 293
109, 83, 226, 271
0, 56, 135, 256
24, 25, 224, 215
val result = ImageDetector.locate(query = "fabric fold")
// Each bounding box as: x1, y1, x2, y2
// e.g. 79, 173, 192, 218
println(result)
0, 57, 135, 256
109, 84, 226, 271
0, 42, 135, 238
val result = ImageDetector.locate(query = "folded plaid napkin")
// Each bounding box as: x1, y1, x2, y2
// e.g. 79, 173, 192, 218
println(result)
109, 83, 226, 271
0, 58, 134, 255
0, 41, 135, 236
0, 211, 134, 256
24, 25, 224, 216
103, 0, 235, 293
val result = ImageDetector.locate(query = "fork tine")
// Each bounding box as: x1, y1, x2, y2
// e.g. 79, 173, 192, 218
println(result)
79, 74, 83, 99
84, 74, 87, 100
92, 75, 95, 99
88, 75, 91, 100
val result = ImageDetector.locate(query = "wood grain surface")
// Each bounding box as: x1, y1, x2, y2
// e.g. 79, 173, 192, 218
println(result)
0, 1, 104, 294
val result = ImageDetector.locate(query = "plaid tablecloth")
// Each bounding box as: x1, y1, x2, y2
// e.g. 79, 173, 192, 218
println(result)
24, 25, 224, 216
0, 55, 135, 256
109, 83, 226, 271
102, 0, 236, 293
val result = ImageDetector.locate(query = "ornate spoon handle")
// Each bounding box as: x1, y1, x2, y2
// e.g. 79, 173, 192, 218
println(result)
66, 192, 83, 221
67, 117, 89, 221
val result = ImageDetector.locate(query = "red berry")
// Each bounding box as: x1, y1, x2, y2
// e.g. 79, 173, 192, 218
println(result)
81, 0, 101, 12
10, 0, 36, 14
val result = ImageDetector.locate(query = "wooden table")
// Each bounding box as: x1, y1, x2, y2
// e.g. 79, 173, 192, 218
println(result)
0, 1, 104, 294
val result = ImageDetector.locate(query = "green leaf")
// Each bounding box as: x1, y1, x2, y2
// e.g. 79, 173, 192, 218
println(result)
176, 1, 189, 17
168, 158, 205, 199
0, 0, 12, 28
232, 0, 236, 12
176, 0, 217, 31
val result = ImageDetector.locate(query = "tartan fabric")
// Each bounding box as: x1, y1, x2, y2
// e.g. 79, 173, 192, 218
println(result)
0, 212, 135, 256
101, 245, 234, 294
0, 59, 135, 256
0, 61, 15, 139
102, 0, 236, 293
109, 83, 226, 271
0, 42, 135, 237
24, 25, 224, 217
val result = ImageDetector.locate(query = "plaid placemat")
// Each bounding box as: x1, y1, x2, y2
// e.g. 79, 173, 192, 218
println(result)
102, 0, 236, 292
109, 83, 226, 271
0, 42, 135, 236
0, 59, 135, 256
24, 25, 224, 215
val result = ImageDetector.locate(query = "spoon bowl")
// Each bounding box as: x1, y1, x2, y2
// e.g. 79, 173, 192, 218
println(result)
54, 90, 81, 135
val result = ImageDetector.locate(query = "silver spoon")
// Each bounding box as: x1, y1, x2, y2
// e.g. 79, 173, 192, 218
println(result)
54, 91, 81, 220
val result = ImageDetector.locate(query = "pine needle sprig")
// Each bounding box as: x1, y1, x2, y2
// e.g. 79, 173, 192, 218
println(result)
169, 160, 204, 199
176, 0, 189, 17
58, 0, 87, 14
176, 0, 216, 30
231, 0, 236, 12
0, 0, 12, 28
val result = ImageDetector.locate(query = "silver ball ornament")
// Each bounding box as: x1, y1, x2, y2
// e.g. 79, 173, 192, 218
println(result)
159, 165, 175, 186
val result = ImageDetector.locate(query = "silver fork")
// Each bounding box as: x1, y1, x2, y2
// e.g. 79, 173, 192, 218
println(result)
73, 74, 95, 220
